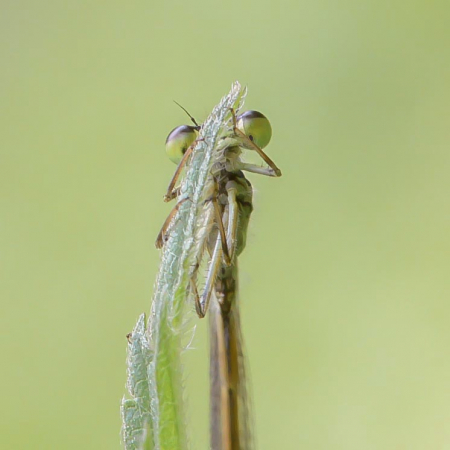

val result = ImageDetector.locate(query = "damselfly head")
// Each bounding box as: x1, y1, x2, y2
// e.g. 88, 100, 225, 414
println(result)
165, 125, 198, 164
236, 110, 272, 149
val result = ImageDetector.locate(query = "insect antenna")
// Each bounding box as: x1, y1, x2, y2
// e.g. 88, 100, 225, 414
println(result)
173, 100, 200, 128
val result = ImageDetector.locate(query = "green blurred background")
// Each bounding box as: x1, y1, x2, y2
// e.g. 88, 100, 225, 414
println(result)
2, 0, 450, 449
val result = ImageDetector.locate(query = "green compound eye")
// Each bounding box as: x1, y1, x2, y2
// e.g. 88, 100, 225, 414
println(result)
236, 110, 272, 149
165, 125, 198, 164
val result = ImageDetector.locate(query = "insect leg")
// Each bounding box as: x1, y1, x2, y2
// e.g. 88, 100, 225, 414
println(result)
209, 177, 233, 266
163, 137, 205, 202
212, 196, 232, 266
163, 144, 194, 202
225, 186, 240, 262
235, 162, 280, 177
192, 205, 230, 318
155, 197, 190, 248
229, 107, 281, 177
193, 233, 223, 318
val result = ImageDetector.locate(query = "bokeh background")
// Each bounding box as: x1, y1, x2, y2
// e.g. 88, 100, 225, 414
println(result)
2, 1, 450, 449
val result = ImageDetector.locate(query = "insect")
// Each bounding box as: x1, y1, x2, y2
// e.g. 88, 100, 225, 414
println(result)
156, 104, 281, 450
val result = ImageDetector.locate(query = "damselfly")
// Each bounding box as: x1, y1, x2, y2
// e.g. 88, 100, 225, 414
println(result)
156, 104, 281, 450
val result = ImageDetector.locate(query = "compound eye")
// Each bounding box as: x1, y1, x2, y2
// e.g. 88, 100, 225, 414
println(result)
165, 125, 198, 164
236, 110, 272, 149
